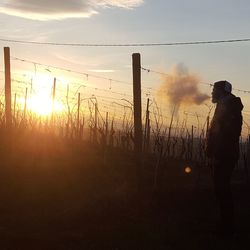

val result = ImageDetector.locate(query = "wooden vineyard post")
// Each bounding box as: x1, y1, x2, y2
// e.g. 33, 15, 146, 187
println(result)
51, 77, 56, 125
191, 125, 194, 161
80, 116, 85, 140
146, 118, 151, 153
13, 93, 16, 124
30, 78, 33, 95
24, 87, 28, 120
66, 84, 70, 138
77, 92, 80, 135
245, 134, 250, 187
93, 102, 98, 144
166, 105, 176, 157
4, 47, 12, 129
206, 115, 210, 138
132, 53, 142, 188
105, 112, 109, 146
110, 119, 114, 147
143, 98, 150, 153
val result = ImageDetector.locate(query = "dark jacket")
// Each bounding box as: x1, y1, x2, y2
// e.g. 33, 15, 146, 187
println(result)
206, 93, 243, 161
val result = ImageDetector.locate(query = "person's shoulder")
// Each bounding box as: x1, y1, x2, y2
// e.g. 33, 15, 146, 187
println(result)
225, 94, 243, 112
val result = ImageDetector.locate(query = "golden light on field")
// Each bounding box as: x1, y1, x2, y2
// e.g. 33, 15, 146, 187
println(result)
184, 166, 192, 174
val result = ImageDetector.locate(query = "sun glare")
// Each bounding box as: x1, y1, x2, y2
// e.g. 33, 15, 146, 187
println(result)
23, 73, 65, 116
29, 95, 63, 116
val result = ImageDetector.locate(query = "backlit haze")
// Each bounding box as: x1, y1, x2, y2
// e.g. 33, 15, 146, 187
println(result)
0, 0, 250, 137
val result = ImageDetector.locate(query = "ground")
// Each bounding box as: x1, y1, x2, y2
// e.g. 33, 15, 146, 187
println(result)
0, 131, 249, 249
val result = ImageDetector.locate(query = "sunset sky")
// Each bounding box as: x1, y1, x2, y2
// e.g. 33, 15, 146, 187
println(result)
0, 0, 249, 136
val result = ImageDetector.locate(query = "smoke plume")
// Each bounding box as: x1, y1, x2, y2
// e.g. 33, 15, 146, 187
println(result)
157, 64, 209, 111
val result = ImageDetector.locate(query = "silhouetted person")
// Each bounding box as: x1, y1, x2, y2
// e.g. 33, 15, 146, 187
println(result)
206, 80, 243, 238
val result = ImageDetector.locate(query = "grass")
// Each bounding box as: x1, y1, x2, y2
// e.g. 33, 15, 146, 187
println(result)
0, 128, 249, 249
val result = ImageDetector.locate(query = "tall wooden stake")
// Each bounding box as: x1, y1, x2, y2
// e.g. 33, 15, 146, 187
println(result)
30, 78, 33, 95
13, 93, 16, 122
4, 47, 12, 128
24, 87, 28, 120
206, 115, 210, 138
146, 118, 151, 153
66, 84, 70, 137
77, 92, 80, 134
132, 53, 142, 188
105, 112, 109, 145
93, 102, 98, 143
191, 125, 194, 160
132, 53, 142, 152
51, 77, 56, 124
143, 98, 150, 153
166, 105, 176, 157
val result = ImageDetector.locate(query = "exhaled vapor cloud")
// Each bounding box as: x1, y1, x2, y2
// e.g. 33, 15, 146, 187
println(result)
0, 0, 144, 20
157, 63, 209, 111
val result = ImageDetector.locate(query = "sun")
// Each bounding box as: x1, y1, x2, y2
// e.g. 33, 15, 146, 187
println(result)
29, 94, 63, 116
27, 74, 65, 116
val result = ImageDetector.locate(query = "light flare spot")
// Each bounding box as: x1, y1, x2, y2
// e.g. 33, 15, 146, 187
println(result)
185, 166, 192, 174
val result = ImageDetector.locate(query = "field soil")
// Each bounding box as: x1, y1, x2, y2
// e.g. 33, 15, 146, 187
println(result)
0, 131, 249, 249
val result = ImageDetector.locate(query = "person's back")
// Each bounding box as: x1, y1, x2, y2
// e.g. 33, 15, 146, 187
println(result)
207, 92, 243, 161
206, 80, 243, 238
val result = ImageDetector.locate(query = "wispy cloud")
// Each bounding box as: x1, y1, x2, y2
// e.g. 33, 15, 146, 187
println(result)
0, 0, 144, 20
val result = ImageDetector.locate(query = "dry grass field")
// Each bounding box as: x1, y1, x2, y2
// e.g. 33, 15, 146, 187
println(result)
0, 128, 249, 249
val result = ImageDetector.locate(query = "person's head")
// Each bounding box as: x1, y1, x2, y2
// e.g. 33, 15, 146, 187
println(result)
211, 80, 232, 103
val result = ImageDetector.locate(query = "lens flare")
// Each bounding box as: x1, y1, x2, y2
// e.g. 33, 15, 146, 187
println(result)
185, 166, 192, 174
